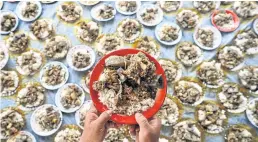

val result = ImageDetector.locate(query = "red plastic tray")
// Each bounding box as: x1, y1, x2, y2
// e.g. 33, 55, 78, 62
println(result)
211, 10, 240, 32
89, 49, 167, 124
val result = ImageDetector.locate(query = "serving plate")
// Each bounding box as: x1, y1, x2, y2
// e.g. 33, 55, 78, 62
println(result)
89, 48, 167, 124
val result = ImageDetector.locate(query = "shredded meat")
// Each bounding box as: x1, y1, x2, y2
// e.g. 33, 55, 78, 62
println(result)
193, 1, 216, 13
42, 65, 66, 86
171, 120, 201, 142
175, 80, 203, 105
140, 7, 158, 22
159, 59, 180, 83
233, 1, 257, 18
176, 42, 202, 66
227, 126, 253, 142
7, 32, 29, 53
93, 52, 159, 115
77, 21, 99, 43
196, 28, 214, 47
158, 25, 179, 42
72, 52, 91, 69
21, 2, 39, 19
238, 66, 258, 93
30, 19, 53, 40
60, 85, 83, 109
1, 14, 16, 32
0, 108, 25, 138
218, 46, 244, 70
176, 10, 199, 29
197, 61, 224, 87
98, 4, 115, 19
118, 1, 137, 12
197, 102, 227, 133
58, 2, 82, 22
218, 83, 247, 112
214, 11, 234, 29
234, 29, 258, 54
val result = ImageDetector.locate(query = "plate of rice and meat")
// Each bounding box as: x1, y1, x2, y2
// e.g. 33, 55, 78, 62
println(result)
89, 49, 167, 124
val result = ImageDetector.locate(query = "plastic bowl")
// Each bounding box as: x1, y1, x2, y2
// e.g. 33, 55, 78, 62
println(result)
89, 49, 167, 124
211, 10, 240, 32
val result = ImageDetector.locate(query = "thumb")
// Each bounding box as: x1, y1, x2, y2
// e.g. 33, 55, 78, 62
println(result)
135, 113, 150, 129
95, 110, 112, 128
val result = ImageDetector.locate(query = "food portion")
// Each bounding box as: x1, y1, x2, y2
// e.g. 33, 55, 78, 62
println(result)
238, 66, 258, 94
176, 42, 202, 66
174, 79, 204, 106
16, 51, 43, 76
54, 127, 81, 142
60, 84, 83, 109
117, 18, 142, 42
30, 19, 54, 40
193, 1, 216, 13
20, 2, 40, 19
7, 131, 34, 142
0, 13, 17, 33
0, 108, 25, 139
104, 128, 129, 142
157, 97, 180, 126
221, 2, 232, 5
196, 28, 214, 48
0, 50, 5, 62
44, 36, 71, 59
176, 10, 199, 29
217, 46, 244, 70
76, 21, 100, 43
72, 50, 91, 69
158, 24, 180, 42
158, 1, 181, 12
93, 52, 159, 115
33, 105, 61, 132
79, 1, 99, 6
82, 71, 92, 93
196, 101, 227, 133
233, 2, 257, 18
76, 101, 91, 129
16, 83, 45, 110
134, 36, 160, 58
158, 59, 181, 84
171, 120, 202, 142
140, 7, 159, 23
117, 1, 137, 13
95, 34, 123, 55
246, 99, 258, 127
213, 11, 235, 30
226, 125, 253, 142
218, 83, 247, 113
6, 32, 29, 53
234, 29, 258, 55
41, 64, 67, 87
95, 4, 115, 20
0, 70, 19, 97
197, 60, 224, 88
57, 2, 82, 22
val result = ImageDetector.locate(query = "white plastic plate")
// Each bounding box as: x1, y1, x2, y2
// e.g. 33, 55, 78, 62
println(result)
115, 1, 141, 15
40, 61, 69, 90
55, 83, 85, 113
15, 1, 42, 22
155, 22, 182, 45
193, 25, 222, 50
66, 45, 96, 72
30, 104, 63, 136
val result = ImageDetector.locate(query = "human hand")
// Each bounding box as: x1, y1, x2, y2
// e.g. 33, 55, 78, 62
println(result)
80, 105, 113, 142
130, 113, 161, 142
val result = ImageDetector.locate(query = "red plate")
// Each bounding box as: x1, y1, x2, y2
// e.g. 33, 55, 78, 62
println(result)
211, 10, 240, 32
89, 49, 167, 124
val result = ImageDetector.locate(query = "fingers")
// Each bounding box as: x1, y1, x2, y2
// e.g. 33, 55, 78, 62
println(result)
148, 117, 161, 132
95, 110, 112, 128
135, 113, 150, 129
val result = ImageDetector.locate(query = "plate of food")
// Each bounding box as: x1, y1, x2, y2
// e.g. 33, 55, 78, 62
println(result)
211, 10, 240, 32
89, 49, 167, 124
